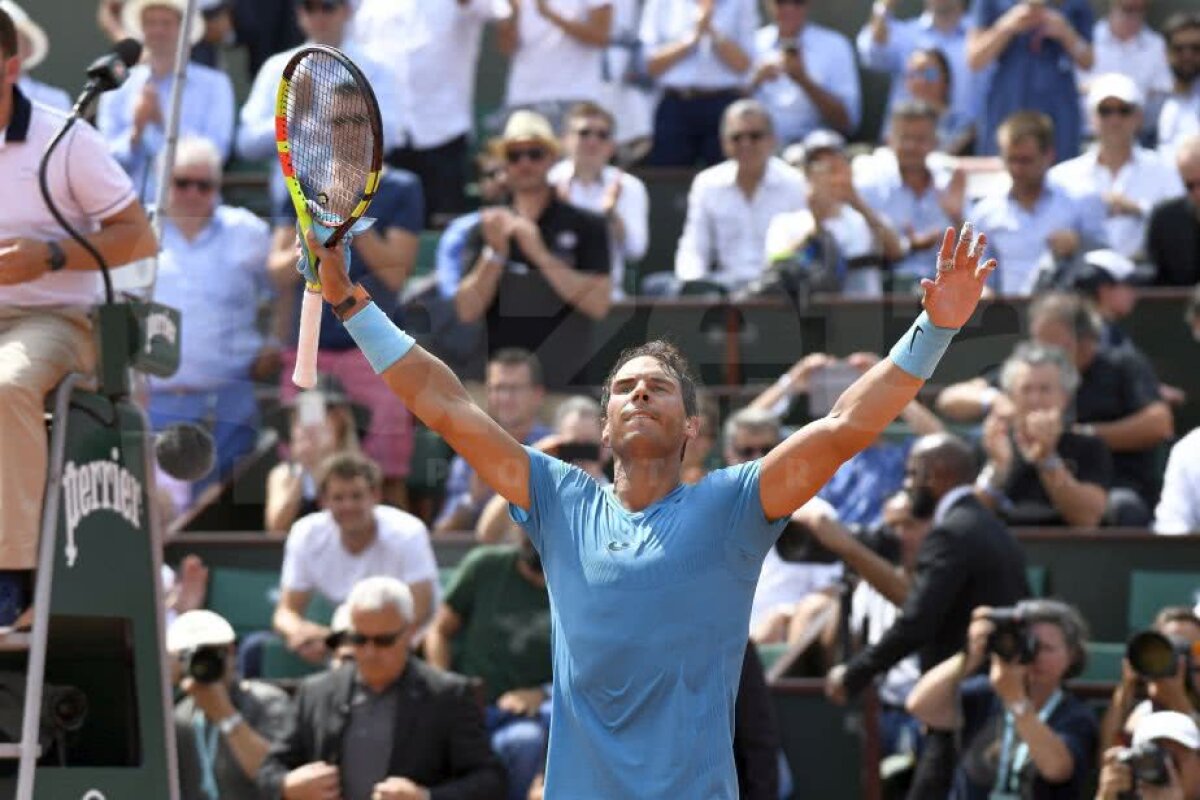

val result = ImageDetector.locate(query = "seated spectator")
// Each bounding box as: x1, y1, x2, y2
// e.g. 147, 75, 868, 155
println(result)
595, 0, 655, 163
1049, 74, 1183, 261
268, 164, 422, 508
767, 131, 904, 297
909, 601, 1098, 799
639, 0, 757, 166
751, 0, 860, 145
5, 1, 70, 111
243, 453, 439, 677
966, 0, 1095, 162
257, 577, 507, 800
167, 610, 291, 800
162, 554, 209, 629
970, 111, 1108, 295
496, 0, 613, 135
425, 534, 552, 800
1157, 12, 1200, 160
96, 0, 233, 203
898, 47, 975, 155
855, 101, 966, 286
1156, 428, 1200, 534
1072, 249, 1143, 350
147, 137, 274, 502
681, 393, 720, 485
435, 151, 510, 304
191, 0, 236, 70
436, 349, 550, 534
549, 101, 650, 300
1146, 133, 1200, 287
1097, 711, 1200, 800
675, 99, 807, 292
455, 111, 612, 394
264, 375, 366, 535
977, 342, 1112, 527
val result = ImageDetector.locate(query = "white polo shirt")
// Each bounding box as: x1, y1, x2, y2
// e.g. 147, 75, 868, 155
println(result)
675, 156, 808, 289
0, 87, 137, 308
1154, 428, 1200, 535
506, 0, 612, 107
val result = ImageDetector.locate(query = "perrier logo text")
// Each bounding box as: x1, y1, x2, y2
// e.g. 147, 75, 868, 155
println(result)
62, 448, 144, 567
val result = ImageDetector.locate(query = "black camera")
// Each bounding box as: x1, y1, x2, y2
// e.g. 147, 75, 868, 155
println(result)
775, 519, 840, 564
1127, 630, 1194, 680
1116, 741, 1171, 787
181, 645, 226, 684
986, 608, 1039, 664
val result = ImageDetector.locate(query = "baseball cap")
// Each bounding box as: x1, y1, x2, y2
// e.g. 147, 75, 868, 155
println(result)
167, 609, 235, 654
1133, 711, 1200, 750
1083, 249, 1138, 284
1088, 73, 1143, 112
801, 129, 847, 165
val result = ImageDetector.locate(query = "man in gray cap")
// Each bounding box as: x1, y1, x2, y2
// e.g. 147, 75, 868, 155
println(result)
168, 609, 291, 800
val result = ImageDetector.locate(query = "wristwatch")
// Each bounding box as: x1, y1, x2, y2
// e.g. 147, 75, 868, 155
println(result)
45, 241, 66, 272
1007, 697, 1033, 718
332, 283, 373, 322
1037, 453, 1065, 472
217, 712, 244, 736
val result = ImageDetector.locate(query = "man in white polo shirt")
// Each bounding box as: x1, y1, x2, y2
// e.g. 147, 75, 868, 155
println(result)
0, 8, 156, 628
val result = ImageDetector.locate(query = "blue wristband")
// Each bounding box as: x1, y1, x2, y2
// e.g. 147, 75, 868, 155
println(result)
888, 311, 958, 380
343, 302, 415, 374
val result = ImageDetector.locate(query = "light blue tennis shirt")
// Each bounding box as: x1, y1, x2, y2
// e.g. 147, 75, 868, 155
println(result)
510, 447, 787, 798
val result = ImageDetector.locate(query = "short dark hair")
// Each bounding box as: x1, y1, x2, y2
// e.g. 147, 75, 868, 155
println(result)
913, 47, 953, 96
891, 98, 941, 127
913, 432, 979, 484
1164, 11, 1200, 43
998, 110, 1055, 153
0, 7, 16, 60
317, 452, 382, 495
600, 340, 700, 420
563, 101, 615, 133
1029, 292, 1103, 342
488, 348, 544, 387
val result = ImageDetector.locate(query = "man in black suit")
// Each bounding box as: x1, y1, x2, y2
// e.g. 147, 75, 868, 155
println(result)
1146, 134, 1200, 287
257, 576, 506, 800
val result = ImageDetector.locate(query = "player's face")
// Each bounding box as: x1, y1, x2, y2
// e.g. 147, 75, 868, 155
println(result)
603, 356, 696, 459
321, 475, 378, 536
348, 606, 409, 689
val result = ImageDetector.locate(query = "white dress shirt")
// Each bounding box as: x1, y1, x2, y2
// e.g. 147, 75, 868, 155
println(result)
1158, 83, 1200, 161
1049, 146, 1184, 260
506, 0, 612, 107
1154, 428, 1200, 535
754, 23, 861, 144
639, 0, 759, 90
675, 156, 807, 289
548, 161, 649, 299
1079, 21, 1173, 133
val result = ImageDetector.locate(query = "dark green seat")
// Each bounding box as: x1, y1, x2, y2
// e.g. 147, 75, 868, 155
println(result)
407, 425, 455, 495
205, 567, 280, 640
260, 636, 323, 680
1128, 571, 1200, 632
1026, 565, 1047, 597
1079, 641, 1126, 683
439, 566, 459, 592
413, 230, 441, 278
756, 642, 789, 673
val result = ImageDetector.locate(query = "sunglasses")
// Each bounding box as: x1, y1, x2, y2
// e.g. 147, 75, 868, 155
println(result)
573, 127, 612, 141
1186, 180, 1200, 192
729, 130, 768, 144
172, 177, 215, 192
735, 445, 774, 459
346, 629, 406, 648
300, 0, 343, 13
506, 147, 548, 164
906, 66, 942, 81
1096, 104, 1135, 117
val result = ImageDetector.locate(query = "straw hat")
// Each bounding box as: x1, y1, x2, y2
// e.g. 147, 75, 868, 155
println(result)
489, 110, 560, 157
121, 0, 205, 46
0, 1, 48, 70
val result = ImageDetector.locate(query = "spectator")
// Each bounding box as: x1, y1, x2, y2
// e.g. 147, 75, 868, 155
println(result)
269, 164, 423, 509
264, 375, 366, 535
167, 610, 291, 800
1155, 428, 1200, 534
226, 0, 304, 79
640, 0, 758, 166
907, 601, 1098, 800
1071, 249, 1144, 350
596, 0, 656, 162
767, 130, 904, 298
425, 534, 552, 800
675, 99, 807, 292
163, 554, 209, 629
969, 111, 1107, 295
251, 453, 439, 676
96, 0, 234, 203
0, 6, 156, 626
899, 47, 976, 154
549, 101, 650, 300
455, 111, 612, 394
681, 393, 720, 484
1157, 12, 1200, 160
191, 0, 237, 70
147, 137, 274, 502
497, 0, 613, 134
976, 342, 1112, 527
1146, 133, 1200, 287
435, 349, 551, 534
855, 100, 966, 285
966, 0, 1095, 162
354, 0, 507, 225
1049, 73, 1183, 261
257, 576, 507, 800
3, 1, 70, 112
857, 0, 974, 149
435, 151, 510, 305
1098, 711, 1200, 800
751, 0, 860, 145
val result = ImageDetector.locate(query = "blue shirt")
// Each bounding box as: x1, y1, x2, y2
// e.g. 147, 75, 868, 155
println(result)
819, 440, 911, 527
436, 211, 481, 299
754, 23, 861, 143
855, 158, 955, 279
511, 448, 787, 798
276, 169, 423, 349
150, 205, 273, 390
639, 0, 759, 90
969, 0, 1093, 161
96, 63, 234, 203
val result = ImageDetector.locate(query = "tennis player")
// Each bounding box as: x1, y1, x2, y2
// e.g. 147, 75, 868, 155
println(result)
300, 223, 995, 797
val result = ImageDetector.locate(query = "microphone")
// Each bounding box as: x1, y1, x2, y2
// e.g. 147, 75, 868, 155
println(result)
72, 38, 143, 115
155, 423, 216, 483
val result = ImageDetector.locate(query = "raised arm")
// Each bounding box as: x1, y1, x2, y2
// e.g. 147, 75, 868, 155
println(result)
759, 225, 996, 520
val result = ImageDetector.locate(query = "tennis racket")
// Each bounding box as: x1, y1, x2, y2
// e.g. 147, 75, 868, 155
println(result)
275, 45, 383, 388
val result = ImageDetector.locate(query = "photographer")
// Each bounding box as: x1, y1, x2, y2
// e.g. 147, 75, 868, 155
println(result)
167, 610, 291, 800
1097, 711, 1200, 800
907, 601, 1098, 799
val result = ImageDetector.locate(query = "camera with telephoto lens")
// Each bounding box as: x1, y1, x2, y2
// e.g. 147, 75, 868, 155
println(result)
1116, 741, 1171, 788
1127, 630, 1196, 681
181, 645, 226, 684
986, 607, 1039, 664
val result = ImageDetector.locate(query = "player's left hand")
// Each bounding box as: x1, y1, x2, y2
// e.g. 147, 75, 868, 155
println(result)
920, 223, 996, 329
825, 664, 848, 705
372, 775, 428, 800
0, 238, 51, 286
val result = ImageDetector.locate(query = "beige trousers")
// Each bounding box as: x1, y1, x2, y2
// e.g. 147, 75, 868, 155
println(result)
0, 307, 95, 570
